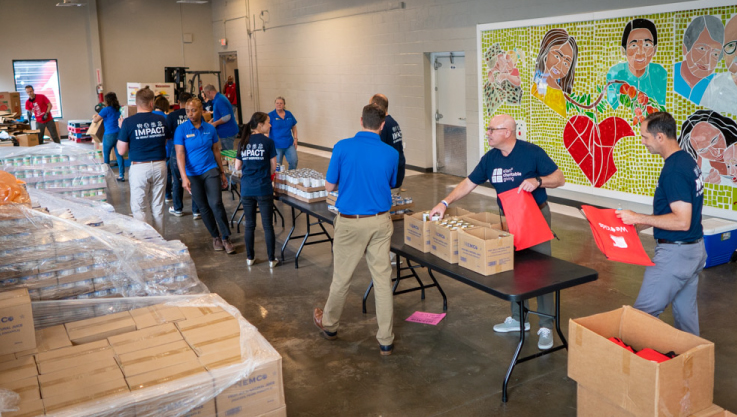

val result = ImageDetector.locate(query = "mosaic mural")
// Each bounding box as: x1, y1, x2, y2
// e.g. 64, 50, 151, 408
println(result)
480, 4, 737, 213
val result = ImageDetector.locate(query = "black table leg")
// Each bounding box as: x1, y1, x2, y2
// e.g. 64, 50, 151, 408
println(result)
229, 201, 242, 228
503, 301, 527, 402
281, 206, 298, 261
554, 291, 567, 349
273, 204, 285, 228
363, 255, 447, 313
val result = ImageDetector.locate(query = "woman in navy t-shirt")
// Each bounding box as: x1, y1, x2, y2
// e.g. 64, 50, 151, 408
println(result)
235, 112, 278, 267
92, 92, 125, 181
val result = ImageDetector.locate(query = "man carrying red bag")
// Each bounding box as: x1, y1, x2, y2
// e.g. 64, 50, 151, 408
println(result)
429, 114, 565, 350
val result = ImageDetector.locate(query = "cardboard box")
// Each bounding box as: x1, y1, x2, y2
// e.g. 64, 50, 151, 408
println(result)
179, 316, 240, 357
175, 310, 238, 333
15, 131, 39, 147
0, 356, 38, 385
38, 356, 123, 399
182, 399, 216, 417
4, 399, 44, 417
126, 359, 206, 391
118, 339, 198, 378
64, 310, 136, 345
35, 339, 114, 374
179, 306, 225, 320
129, 303, 185, 329
568, 306, 715, 417
457, 227, 514, 276
121, 105, 137, 119
0, 92, 22, 115
577, 385, 726, 417
0, 353, 16, 363
429, 221, 478, 264
87, 118, 104, 142
215, 358, 285, 417
404, 208, 471, 253
462, 212, 506, 229
260, 406, 287, 417
0, 376, 40, 401
35, 324, 72, 353
108, 322, 183, 355
198, 343, 242, 370
0, 288, 36, 355
42, 376, 129, 414
14, 348, 38, 359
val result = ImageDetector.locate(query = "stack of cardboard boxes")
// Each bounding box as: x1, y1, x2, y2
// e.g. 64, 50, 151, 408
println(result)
0, 92, 22, 116
0, 295, 286, 417
569, 306, 734, 417
404, 208, 515, 276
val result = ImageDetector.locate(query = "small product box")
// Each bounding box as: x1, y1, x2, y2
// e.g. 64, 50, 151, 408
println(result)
568, 306, 715, 417
128, 303, 185, 329
702, 218, 737, 268
108, 322, 183, 356
64, 310, 137, 345
405, 208, 471, 253
35, 339, 115, 374
457, 227, 514, 275
15, 131, 40, 147
0, 288, 36, 355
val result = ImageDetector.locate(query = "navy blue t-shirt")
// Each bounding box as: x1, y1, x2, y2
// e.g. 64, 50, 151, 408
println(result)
326, 131, 398, 215
653, 150, 704, 241
117, 112, 170, 162
237, 134, 277, 197
166, 109, 189, 156
468, 140, 558, 212
98, 106, 120, 135
380, 115, 404, 155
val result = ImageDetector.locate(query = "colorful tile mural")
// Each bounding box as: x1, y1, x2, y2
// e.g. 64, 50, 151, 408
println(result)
480, 4, 737, 213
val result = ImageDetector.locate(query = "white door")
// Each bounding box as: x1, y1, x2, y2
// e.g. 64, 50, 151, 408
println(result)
433, 53, 467, 176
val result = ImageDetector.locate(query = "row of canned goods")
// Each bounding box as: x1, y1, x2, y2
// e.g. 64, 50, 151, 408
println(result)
275, 182, 328, 199
0, 154, 98, 166
31, 176, 106, 188
13, 167, 105, 179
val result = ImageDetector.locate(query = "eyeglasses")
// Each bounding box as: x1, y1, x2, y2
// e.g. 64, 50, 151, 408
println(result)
487, 127, 508, 133
724, 41, 737, 55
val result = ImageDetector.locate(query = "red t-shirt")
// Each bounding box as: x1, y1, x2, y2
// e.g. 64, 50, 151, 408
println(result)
223, 82, 237, 105
25, 94, 53, 123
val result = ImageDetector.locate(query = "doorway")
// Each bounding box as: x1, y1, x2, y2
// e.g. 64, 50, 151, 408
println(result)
219, 52, 239, 122
432, 52, 466, 177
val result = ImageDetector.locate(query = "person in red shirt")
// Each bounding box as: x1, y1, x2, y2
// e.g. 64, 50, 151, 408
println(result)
223, 76, 238, 117
24, 85, 60, 144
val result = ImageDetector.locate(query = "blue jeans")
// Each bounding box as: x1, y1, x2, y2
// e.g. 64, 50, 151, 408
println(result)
169, 155, 199, 214
220, 135, 237, 152
242, 195, 275, 261
103, 133, 125, 178
275, 145, 298, 170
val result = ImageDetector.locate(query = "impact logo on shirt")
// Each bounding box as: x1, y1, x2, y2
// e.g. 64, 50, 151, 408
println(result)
392, 126, 403, 144
241, 143, 266, 160
694, 166, 704, 197
135, 121, 165, 139
491, 168, 521, 184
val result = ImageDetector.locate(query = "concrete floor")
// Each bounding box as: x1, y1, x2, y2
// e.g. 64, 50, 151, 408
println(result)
104, 150, 737, 416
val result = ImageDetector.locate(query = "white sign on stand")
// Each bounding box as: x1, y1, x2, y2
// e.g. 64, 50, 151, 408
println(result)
126, 82, 176, 106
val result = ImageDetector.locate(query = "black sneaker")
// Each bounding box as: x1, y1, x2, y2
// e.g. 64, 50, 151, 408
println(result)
380, 344, 394, 356
116, 177, 125, 182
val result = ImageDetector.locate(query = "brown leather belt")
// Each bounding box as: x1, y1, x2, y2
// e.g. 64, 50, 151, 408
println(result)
538, 201, 548, 210
131, 160, 165, 165
339, 211, 388, 219
656, 238, 702, 245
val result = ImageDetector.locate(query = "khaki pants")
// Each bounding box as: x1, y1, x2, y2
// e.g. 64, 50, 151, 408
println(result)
128, 161, 167, 236
322, 213, 394, 346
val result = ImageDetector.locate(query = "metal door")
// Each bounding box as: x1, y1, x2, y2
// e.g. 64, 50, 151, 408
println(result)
433, 53, 466, 176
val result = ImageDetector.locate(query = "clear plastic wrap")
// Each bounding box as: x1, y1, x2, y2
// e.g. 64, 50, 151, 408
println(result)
0, 388, 20, 414
0, 145, 110, 202
21, 294, 282, 417
0, 202, 207, 301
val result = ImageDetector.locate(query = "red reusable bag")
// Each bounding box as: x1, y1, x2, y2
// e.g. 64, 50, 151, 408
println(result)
581, 205, 655, 266
498, 189, 553, 251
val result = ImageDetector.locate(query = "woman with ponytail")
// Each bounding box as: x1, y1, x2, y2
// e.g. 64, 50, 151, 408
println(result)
235, 112, 278, 267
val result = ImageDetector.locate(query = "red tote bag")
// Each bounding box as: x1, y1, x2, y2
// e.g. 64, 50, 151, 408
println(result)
498, 189, 554, 251
581, 205, 655, 266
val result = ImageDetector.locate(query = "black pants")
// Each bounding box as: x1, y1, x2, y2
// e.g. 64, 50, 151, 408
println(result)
395, 153, 406, 189
170, 155, 199, 214
189, 168, 229, 239
242, 195, 275, 261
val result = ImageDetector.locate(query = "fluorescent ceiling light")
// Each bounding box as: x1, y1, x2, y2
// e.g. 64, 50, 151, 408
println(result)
56, 0, 86, 6
176, 0, 209, 3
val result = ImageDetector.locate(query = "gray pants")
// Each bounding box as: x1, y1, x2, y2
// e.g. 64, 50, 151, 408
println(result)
37, 120, 60, 144
128, 161, 167, 236
634, 240, 707, 336
510, 204, 555, 329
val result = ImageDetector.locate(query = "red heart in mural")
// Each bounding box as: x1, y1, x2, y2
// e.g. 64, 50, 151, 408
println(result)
563, 116, 634, 187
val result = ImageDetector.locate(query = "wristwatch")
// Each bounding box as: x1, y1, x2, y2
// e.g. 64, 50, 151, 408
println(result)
535, 176, 542, 187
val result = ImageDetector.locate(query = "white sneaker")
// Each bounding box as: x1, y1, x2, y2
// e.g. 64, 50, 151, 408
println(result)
269, 259, 279, 268
168, 207, 183, 217
193, 213, 202, 220
537, 328, 553, 350
247, 258, 256, 266
493, 317, 531, 333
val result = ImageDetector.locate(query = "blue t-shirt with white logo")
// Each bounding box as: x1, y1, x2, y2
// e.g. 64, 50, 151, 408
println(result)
237, 133, 276, 197
173, 120, 219, 177
117, 112, 169, 162
326, 131, 398, 215
98, 106, 121, 135
212, 93, 239, 138
268, 110, 298, 149
653, 150, 704, 242
166, 109, 188, 157
468, 140, 558, 212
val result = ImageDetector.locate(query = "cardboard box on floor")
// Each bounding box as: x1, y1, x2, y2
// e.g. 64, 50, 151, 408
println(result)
457, 227, 514, 275
404, 207, 471, 253
577, 386, 729, 417
568, 306, 715, 417
15, 130, 39, 147
0, 288, 36, 355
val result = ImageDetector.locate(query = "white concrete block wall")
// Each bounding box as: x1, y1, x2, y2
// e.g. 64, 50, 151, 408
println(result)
212, 0, 692, 172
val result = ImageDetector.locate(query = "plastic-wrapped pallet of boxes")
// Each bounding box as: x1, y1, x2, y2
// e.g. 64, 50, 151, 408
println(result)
0, 198, 207, 301
0, 145, 109, 202
0, 294, 285, 417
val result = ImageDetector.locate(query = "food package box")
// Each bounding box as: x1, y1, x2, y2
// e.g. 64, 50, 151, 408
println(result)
126, 358, 207, 391
108, 322, 183, 356
176, 310, 238, 334
578, 384, 726, 417
0, 356, 38, 385
461, 212, 506, 229
404, 208, 471, 253
118, 339, 198, 378
15, 131, 39, 147
179, 314, 240, 358
34, 324, 72, 353
129, 303, 185, 329
568, 306, 715, 417
215, 358, 285, 417
42, 375, 129, 414
429, 220, 478, 264
38, 356, 123, 399
457, 227, 514, 276
35, 339, 114, 374
87, 119, 104, 142
0, 288, 36, 355
3, 399, 44, 417
64, 310, 136, 345
179, 305, 225, 320
259, 406, 287, 417
0, 353, 17, 363
14, 347, 38, 359
182, 399, 216, 417
0, 92, 22, 115
0, 376, 40, 401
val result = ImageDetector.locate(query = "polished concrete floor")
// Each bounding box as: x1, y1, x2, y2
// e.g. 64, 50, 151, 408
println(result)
104, 150, 737, 416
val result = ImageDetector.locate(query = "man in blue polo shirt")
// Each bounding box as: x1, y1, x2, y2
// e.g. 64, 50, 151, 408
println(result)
429, 113, 565, 350
313, 104, 399, 356
117, 87, 171, 235
617, 112, 706, 336
166, 92, 200, 218
203, 84, 239, 151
